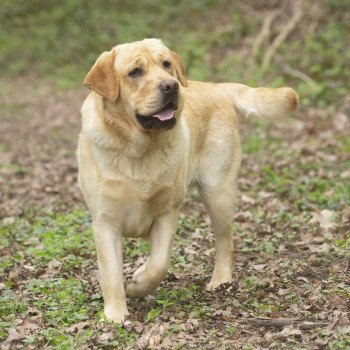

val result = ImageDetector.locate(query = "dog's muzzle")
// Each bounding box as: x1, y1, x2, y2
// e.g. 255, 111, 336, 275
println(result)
136, 80, 179, 130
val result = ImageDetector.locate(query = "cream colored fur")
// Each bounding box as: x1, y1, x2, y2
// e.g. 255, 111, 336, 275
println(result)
78, 38, 298, 323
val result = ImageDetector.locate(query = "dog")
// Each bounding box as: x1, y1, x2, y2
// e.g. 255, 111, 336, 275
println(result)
78, 38, 298, 323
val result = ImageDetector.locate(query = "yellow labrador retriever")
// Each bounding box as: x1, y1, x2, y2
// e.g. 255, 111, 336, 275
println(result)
78, 38, 298, 323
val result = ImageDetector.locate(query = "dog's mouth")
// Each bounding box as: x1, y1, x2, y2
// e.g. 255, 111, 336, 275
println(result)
136, 101, 178, 130
152, 102, 177, 121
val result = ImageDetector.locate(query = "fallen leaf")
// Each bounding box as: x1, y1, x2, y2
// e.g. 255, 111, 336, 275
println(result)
1, 329, 23, 350
258, 191, 275, 199
133, 322, 144, 333
149, 334, 161, 347
48, 259, 62, 272
241, 194, 255, 204
8, 266, 22, 282
331, 311, 350, 328
281, 325, 302, 337
310, 209, 335, 231
2, 217, 16, 225
309, 243, 330, 253
66, 321, 88, 334
253, 264, 267, 271
17, 317, 40, 336
340, 169, 350, 179
136, 323, 169, 349
23, 265, 35, 272
98, 331, 114, 343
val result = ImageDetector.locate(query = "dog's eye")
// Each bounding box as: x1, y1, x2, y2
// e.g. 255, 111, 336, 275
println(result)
128, 68, 143, 77
162, 61, 171, 69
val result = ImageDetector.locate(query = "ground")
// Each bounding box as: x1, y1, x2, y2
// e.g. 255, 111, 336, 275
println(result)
0, 77, 349, 350
1, 1, 350, 349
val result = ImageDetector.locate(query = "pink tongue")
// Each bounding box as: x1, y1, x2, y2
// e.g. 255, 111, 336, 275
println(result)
154, 106, 176, 121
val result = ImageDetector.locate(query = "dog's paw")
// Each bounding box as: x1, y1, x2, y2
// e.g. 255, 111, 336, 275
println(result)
206, 276, 233, 291
132, 263, 147, 281
104, 306, 129, 323
127, 266, 152, 298
127, 263, 165, 298
126, 281, 154, 298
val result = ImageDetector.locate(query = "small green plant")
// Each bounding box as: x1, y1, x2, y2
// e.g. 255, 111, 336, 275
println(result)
27, 278, 89, 326
0, 289, 27, 338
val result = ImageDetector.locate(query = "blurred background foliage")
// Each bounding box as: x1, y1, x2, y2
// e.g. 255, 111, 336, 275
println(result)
1, 0, 349, 108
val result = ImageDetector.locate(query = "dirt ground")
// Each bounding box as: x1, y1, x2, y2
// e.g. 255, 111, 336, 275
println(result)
0, 78, 85, 219
1, 79, 350, 349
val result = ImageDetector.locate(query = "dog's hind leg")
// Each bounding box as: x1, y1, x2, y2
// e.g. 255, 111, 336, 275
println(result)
126, 210, 179, 298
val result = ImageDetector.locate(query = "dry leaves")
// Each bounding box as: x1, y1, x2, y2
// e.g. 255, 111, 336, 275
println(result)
1, 329, 23, 350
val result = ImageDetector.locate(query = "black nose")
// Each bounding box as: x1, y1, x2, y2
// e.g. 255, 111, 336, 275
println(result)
159, 79, 179, 93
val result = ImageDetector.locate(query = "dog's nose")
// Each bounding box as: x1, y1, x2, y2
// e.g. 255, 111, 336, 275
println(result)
159, 79, 179, 93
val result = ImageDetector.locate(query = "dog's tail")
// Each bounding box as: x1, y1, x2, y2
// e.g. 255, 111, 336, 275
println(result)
220, 83, 299, 119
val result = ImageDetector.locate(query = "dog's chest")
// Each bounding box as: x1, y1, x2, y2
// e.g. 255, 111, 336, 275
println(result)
121, 181, 184, 237
98, 141, 180, 182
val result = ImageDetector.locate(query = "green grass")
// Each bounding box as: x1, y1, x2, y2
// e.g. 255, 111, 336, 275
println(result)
0, 162, 28, 176
1, 192, 349, 348
1, 1, 349, 106
26, 278, 90, 326
0, 290, 27, 338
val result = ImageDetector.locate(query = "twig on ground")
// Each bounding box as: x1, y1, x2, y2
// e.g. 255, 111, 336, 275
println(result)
283, 65, 318, 90
248, 317, 328, 330
250, 8, 281, 63
261, 0, 305, 72
306, 2, 325, 38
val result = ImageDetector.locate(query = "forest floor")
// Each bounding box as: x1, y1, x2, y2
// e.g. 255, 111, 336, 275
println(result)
0, 77, 350, 349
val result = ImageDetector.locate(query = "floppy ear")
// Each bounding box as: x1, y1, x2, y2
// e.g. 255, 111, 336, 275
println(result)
83, 50, 119, 102
171, 51, 188, 87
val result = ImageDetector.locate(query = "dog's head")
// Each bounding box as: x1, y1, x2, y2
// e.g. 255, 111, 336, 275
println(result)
84, 39, 188, 130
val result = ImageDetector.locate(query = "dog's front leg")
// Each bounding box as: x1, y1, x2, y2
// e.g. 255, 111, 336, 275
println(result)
93, 221, 129, 323
126, 210, 179, 298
